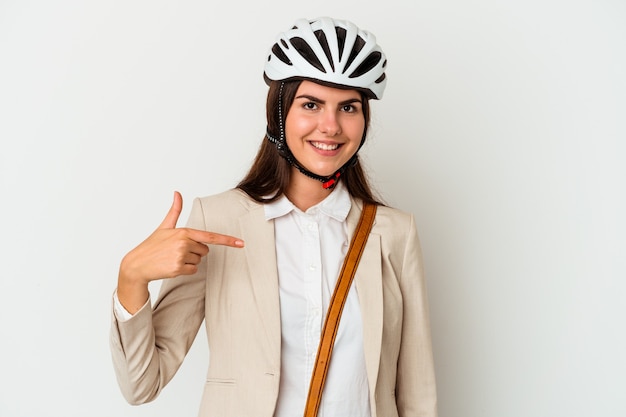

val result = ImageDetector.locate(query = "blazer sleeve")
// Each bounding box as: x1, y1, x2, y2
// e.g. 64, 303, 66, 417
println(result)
109, 198, 208, 405
396, 214, 438, 417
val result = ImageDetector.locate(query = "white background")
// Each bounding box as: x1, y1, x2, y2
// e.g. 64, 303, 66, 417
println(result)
1, 1, 625, 416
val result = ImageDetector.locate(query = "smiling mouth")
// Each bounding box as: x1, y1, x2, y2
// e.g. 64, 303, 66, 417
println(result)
310, 141, 340, 151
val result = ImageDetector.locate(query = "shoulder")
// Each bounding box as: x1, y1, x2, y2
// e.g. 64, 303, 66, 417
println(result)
375, 204, 418, 244
374, 204, 415, 228
187, 188, 263, 231
195, 188, 258, 211
349, 198, 418, 244
354, 200, 416, 236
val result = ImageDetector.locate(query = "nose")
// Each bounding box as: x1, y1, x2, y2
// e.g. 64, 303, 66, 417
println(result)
317, 110, 342, 136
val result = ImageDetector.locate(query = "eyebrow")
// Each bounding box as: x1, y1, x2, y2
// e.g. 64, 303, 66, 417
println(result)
295, 94, 362, 105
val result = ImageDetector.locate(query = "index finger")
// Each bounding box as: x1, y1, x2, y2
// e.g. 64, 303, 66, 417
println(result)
187, 229, 244, 248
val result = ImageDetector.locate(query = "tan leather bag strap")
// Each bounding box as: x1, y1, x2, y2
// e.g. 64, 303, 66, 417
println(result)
303, 202, 377, 417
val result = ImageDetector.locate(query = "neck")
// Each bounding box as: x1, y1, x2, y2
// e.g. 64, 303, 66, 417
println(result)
285, 168, 334, 211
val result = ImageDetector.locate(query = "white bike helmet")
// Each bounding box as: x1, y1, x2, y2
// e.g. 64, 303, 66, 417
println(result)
264, 17, 387, 99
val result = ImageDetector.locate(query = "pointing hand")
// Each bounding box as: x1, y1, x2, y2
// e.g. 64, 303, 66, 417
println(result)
117, 191, 244, 313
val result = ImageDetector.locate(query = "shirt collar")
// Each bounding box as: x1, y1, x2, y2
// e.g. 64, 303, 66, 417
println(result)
264, 181, 352, 222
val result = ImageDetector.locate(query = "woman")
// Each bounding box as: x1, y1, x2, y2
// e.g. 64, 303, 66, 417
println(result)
111, 17, 437, 417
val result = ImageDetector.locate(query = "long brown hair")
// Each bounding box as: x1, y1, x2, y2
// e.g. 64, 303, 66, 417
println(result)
237, 79, 382, 205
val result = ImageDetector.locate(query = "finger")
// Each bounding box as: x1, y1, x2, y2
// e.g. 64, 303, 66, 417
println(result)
177, 263, 200, 276
188, 241, 210, 257
183, 252, 202, 266
187, 229, 245, 248
158, 191, 183, 230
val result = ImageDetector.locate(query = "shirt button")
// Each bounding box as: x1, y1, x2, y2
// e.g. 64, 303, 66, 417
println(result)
308, 223, 315, 230
309, 265, 316, 271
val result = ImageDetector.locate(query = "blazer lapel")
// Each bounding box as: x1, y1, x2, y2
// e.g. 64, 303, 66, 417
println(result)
238, 204, 281, 367
348, 200, 383, 397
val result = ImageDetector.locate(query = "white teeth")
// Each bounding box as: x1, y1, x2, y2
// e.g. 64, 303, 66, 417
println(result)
311, 141, 339, 151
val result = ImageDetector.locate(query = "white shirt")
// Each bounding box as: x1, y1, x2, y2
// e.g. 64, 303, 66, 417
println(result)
266, 183, 370, 417
114, 182, 370, 416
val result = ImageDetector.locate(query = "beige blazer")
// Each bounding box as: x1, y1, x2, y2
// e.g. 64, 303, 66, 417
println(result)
110, 189, 437, 417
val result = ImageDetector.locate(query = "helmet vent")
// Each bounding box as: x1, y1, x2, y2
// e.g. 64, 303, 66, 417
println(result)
350, 51, 382, 78
314, 30, 334, 72
291, 37, 326, 73
335, 27, 347, 60
272, 44, 292, 66
343, 35, 366, 74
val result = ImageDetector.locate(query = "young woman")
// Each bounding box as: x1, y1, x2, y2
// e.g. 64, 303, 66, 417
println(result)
111, 17, 437, 417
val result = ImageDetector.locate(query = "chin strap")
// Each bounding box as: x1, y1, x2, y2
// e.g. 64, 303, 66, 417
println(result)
266, 131, 357, 190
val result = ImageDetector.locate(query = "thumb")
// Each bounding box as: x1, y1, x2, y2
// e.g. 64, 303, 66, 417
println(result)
158, 191, 183, 229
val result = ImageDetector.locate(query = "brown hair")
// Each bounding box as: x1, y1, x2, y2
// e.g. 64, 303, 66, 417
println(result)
236, 79, 382, 205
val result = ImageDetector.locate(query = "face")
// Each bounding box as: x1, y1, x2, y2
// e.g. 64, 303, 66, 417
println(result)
284, 80, 365, 178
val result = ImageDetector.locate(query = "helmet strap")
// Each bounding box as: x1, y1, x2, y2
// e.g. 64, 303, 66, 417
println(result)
266, 130, 357, 190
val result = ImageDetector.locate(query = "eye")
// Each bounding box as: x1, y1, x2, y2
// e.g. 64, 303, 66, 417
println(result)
303, 101, 318, 110
341, 104, 359, 113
